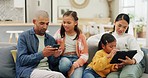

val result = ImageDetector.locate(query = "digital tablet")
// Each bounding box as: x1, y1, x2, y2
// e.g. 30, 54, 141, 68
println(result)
110, 50, 137, 64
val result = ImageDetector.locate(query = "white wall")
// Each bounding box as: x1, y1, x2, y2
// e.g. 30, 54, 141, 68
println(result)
70, 0, 109, 18
27, 0, 38, 22
111, 0, 120, 22
27, 0, 51, 22
52, 0, 110, 23
27, 0, 119, 23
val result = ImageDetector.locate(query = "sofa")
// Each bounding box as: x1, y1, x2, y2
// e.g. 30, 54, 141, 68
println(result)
0, 40, 148, 78
0, 42, 17, 78
87, 38, 148, 78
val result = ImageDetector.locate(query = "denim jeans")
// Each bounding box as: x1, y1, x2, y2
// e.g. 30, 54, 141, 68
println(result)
82, 67, 101, 78
59, 55, 84, 78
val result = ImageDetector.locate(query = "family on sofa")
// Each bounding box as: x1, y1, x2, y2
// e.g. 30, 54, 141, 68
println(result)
0, 10, 147, 78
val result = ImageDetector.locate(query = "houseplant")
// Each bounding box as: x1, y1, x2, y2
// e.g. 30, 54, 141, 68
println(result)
135, 23, 145, 38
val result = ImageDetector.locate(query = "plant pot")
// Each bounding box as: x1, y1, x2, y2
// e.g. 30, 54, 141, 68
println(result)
137, 32, 146, 38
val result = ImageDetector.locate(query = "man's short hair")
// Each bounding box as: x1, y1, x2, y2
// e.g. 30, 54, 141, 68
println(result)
34, 10, 49, 19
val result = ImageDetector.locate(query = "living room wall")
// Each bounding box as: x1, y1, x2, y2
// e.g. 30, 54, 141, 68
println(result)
52, 0, 114, 23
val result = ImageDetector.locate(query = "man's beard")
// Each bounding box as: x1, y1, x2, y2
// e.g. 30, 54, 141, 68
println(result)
39, 29, 46, 35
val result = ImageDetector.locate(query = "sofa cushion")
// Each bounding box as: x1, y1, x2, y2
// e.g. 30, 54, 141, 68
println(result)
0, 46, 17, 78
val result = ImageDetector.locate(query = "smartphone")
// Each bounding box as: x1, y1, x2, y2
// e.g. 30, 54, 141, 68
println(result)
52, 44, 60, 49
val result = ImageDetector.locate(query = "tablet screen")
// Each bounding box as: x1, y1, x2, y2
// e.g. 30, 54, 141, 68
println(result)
110, 50, 137, 64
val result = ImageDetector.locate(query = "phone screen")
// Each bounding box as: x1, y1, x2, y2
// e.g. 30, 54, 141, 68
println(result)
52, 44, 60, 49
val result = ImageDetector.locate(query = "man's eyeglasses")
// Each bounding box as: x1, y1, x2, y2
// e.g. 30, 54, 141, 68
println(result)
39, 22, 49, 25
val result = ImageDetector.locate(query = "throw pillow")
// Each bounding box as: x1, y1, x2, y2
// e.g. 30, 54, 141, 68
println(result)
11, 50, 17, 63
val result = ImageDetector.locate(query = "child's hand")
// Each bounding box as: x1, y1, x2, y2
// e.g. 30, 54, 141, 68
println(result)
107, 49, 118, 58
68, 65, 75, 77
114, 64, 118, 69
114, 64, 124, 70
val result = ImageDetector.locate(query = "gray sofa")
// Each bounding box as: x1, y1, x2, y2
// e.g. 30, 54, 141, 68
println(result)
87, 39, 148, 78
0, 43, 17, 78
0, 41, 148, 78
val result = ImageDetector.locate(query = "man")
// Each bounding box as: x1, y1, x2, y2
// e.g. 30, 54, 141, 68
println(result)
16, 10, 65, 78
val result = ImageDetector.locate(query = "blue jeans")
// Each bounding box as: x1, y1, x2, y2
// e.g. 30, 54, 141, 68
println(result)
83, 67, 101, 78
59, 55, 84, 78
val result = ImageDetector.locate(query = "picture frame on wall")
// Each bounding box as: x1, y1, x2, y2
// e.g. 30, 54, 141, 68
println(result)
58, 6, 71, 18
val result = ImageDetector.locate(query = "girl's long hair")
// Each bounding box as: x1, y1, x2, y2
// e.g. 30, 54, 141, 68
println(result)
98, 33, 116, 50
60, 11, 81, 40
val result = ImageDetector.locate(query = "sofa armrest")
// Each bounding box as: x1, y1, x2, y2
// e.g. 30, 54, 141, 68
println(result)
141, 48, 148, 74
87, 44, 98, 63
0, 46, 17, 77
87, 35, 99, 63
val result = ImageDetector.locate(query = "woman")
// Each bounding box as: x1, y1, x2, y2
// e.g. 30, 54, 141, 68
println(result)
87, 13, 144, 78
54, 11, 88, 78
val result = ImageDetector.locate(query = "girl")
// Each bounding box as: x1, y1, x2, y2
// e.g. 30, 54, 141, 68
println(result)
54, 11, 88, 78
83, 33, 119, 78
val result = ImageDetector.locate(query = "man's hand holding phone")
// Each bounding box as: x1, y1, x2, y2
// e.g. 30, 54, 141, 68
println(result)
42, 44, 62, 57
52, 44, 62, 57
42, 46, 56, 57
